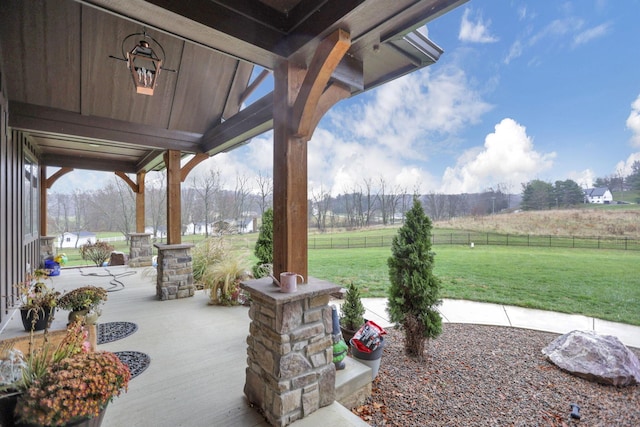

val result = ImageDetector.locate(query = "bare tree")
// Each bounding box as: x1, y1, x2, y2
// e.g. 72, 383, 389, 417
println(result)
191, 169, 222, 237
233, 173, 251, 233
146, 174, 166, 238
255, 171, 273, 215
362, 178, 378, 226
86, 177, 136, 238
310, 184, 331, 232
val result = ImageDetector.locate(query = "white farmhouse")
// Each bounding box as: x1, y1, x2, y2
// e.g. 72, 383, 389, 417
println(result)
583, 187, 613, 204
57, 231, 97, 248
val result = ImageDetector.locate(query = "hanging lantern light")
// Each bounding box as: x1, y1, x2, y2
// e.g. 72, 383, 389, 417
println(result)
110, 29, 171, 96
127, 39, 162, 95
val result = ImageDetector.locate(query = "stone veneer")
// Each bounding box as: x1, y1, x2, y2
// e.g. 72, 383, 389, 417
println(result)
240, 277, 341, 427
154, 243, 195, 300
39, 236, 56, 266
128, 233, 153, 267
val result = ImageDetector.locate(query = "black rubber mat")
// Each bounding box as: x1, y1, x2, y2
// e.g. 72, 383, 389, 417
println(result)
114, 351, 151, 379
97, 321, 138, 344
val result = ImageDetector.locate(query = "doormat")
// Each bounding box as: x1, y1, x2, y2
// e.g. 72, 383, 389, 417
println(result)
114, 351, 151, 379
97, 322, 138, 344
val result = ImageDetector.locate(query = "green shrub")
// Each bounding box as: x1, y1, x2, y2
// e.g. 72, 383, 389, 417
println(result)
340, 282, 365, 331
387, 197, 442, 360
253, 208, 273, 278
79, 241, 114, 267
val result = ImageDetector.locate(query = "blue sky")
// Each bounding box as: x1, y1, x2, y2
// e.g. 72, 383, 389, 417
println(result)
57, 0, 640, 196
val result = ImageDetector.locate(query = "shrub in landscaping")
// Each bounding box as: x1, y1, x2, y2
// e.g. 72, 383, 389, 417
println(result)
79, 240, 115, 267
252, 208, 273, 278
387, 196, 442, 361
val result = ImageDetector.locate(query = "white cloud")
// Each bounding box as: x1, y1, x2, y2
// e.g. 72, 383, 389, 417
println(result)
572, 22, 610, 47
567, 169, 594, 189
626, 94, 640, 147
615, 152, 640, 177
440, 118, 556, 193
459, 8, 498, 43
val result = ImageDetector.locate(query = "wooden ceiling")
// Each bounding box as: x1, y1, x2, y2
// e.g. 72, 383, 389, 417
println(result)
0, 0, 467, 173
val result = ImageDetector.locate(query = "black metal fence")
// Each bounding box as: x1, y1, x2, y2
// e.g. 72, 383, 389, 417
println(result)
307, 232, 640, 251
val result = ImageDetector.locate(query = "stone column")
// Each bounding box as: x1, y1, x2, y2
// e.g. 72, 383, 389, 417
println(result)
128, 233, 153, 267
154, 243, 195, 300
241, 277, 341, 427
39, 236, 57, 266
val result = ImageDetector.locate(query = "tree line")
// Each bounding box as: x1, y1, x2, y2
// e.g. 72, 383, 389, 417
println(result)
47, 162, 640, 242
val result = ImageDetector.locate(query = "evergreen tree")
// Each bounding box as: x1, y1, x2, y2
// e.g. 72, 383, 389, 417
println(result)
521, 180, 554, 210
387, 196, 442, 360
252, 208, 273, 278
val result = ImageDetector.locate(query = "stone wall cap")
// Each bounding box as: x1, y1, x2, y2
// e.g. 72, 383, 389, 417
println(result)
154, 243, 195, 250
240, 276, 341, 304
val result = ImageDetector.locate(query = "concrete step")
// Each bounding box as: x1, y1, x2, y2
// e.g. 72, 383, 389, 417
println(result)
291, 402, 369, 426
335, 356, 373, 410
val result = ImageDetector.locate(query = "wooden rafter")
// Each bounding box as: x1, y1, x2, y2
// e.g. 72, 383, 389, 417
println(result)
115, 171, 139, 193
292, 29, 351, 138
180, 153, 209, 182
45, 167, 73, 189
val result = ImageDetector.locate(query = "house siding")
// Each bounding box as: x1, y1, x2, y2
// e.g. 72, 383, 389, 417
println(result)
0, 57, 39, 327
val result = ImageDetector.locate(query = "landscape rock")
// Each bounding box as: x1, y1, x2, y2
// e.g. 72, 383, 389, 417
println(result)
542, 330, 640, 386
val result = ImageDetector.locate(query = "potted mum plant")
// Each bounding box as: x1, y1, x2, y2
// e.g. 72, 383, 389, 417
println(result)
57, 286, 108, 324
14, 270, 60, 332
0, 322, 130, 427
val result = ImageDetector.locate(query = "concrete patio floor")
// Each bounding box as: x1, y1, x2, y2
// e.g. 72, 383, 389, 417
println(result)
1, 265, 637, 426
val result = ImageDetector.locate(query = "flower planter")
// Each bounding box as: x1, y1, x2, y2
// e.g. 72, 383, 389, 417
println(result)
350, 337, 385, 380
0, 391, 20, 427
20, 308, 52, 332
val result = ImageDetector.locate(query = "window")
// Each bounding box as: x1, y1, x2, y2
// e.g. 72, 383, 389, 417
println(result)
23, 153, 39, 239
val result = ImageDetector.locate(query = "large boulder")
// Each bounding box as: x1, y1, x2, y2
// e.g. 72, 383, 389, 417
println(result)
542, 330, 640, 387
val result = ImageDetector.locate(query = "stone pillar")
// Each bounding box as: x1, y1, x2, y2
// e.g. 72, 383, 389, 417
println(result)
39, 236, 57, 266
154, 243, 195, 300
128, 233, 153, 267
240, 277, 341, 427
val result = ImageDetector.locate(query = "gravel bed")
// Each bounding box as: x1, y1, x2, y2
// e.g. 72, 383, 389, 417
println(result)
354, 324, 640, 426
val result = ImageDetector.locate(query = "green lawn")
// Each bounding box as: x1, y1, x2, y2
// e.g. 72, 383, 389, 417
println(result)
60, 231, 640, 326
309, 245, 640, 326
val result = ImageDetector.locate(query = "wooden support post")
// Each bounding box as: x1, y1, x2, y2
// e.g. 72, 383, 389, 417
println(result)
165, 150, 182, 244
136, 171, 146, 233
115, 171, 146, 233
272, 29, 351, 280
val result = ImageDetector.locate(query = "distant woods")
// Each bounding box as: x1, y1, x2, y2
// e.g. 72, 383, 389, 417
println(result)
46, 163, 640, 238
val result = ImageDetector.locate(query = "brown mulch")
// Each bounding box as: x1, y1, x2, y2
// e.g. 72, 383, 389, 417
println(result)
353, 324, 640, 426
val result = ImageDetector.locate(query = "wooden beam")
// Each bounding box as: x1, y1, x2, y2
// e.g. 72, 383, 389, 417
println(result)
239, 69, 271, 105
45, 167, 74, 189
136, 171, 146, 233
180, 153, 209, 182
165, 150, 182, 244
41, 155, 139, 174
292, 29, 351, 138
200, 93, 274, 154
9, 102, 202, 153
115, 171, 139, 193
